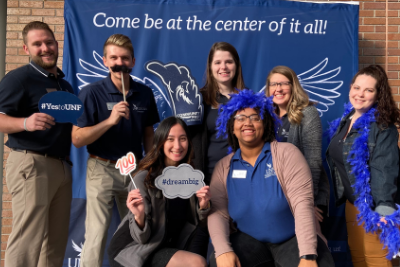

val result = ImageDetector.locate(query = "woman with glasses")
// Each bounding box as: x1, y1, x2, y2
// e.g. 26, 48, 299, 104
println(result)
326, 65, 400, 266
265, 66, 330, 232
192, 42, 246, 185
208, 89, 334, 267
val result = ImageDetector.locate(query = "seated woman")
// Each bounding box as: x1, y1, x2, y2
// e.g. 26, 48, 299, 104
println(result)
208, 89, 334, 267
108, 117, 211, 267
326, 65, 400, 266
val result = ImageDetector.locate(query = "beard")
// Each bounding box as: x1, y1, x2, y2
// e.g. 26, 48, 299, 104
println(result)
31, 52, 58, 70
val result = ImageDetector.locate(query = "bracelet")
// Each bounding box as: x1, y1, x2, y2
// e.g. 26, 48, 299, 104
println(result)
23, 118, 29, 131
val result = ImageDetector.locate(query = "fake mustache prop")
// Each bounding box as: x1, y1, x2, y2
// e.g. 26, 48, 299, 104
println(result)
110, 65, 132, 102
110, 65, 132, 73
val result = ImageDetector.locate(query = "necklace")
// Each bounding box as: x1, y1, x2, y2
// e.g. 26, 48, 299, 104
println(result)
328, 103, 400, 259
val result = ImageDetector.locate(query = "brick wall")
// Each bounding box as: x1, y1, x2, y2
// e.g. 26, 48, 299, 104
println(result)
2, 0, 400, 266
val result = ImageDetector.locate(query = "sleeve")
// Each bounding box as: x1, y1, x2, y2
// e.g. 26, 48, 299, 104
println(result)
275, 144, 317, 257
370, 125, 399, 216
77, 87, 97, 127
127, 171, 152, 244
300, 106, 327, 206
207, 158, 234, 258
0, 72, 25, 116
146, 89, 160, 127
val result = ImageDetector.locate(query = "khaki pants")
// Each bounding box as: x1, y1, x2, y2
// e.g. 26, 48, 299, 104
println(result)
5, 151, 72, 267
346, 201, 392, 267
80, 157, 130, 267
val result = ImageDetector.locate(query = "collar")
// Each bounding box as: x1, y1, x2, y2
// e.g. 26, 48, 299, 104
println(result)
29, 61, 65, 78
104, 73, 140, 96
232, 142, 271, 161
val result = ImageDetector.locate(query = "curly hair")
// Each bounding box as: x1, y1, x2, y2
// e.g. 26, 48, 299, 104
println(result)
216, 89, 279, 152
201, 42, 246, 108
351, 65, 400, 127
265, 66, 312, 125
133, 117, 194, 189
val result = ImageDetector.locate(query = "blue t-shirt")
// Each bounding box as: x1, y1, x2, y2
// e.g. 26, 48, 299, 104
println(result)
227, 142, 295, 243
77, 75, 160, 161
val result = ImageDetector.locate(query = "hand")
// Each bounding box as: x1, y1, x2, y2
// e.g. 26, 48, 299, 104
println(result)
298, 259, 318, 267
126, 189, 145, 227
216, 252, 241, 267
196, 186, 210, 210
25, 113, 55, 131
377, 217, 387, 227
314, 206, 324, 223
108, 101, 129, 125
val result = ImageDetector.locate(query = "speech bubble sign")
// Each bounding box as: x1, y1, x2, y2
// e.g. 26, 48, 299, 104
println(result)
155, 164, 205, 199
115, 152, 136, 176
38, 91, 84, 125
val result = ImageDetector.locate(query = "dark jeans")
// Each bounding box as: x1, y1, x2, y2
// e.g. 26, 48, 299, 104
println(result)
210, 231, 335, 267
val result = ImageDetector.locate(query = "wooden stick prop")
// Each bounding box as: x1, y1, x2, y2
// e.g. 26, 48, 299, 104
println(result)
110, 65, 132, 103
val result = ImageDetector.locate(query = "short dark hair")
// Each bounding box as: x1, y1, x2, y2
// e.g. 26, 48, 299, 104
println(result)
103, 34, 134, 58
22, 21, 55, 44
226, 108, 276, 153
134, 117, 194, 188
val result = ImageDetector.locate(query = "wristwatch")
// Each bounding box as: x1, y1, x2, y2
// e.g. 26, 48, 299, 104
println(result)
300, 254, 318, 260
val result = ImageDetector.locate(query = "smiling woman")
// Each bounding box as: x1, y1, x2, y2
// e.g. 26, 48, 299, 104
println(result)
208, 89, 335, 267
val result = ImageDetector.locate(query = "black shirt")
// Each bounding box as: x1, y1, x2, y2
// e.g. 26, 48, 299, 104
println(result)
0, 61, 73, 157
77, 75, 160, 161
206, 95, 230, 178
328, 118, 356, 204
277, 114, 290, 142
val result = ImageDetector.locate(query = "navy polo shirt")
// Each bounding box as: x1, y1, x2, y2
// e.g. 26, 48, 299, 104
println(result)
0, 61, 73, 157
227, 142, 295, 243
77, 75, 160, 161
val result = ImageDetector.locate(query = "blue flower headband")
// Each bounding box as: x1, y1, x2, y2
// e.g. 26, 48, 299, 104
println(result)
215, 89, 280, 139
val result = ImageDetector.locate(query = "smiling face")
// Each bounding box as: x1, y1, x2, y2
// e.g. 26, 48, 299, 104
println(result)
163, 124, 189, 167
233, 108, 264, 148
349, 74, 378, 115
103, 44, 135, 83
23, 29, 58, 72
268, 73, 292, 111
211, 50, 237, 89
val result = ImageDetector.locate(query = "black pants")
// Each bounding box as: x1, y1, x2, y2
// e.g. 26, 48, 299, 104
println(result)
209, 231, 335, 267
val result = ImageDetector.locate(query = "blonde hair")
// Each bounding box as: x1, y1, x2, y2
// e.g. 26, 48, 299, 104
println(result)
266, 66, 311, 125
103, 34, 134, 58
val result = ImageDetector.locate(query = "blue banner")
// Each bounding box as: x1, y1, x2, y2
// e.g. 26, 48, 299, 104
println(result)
62, 0, 359, 266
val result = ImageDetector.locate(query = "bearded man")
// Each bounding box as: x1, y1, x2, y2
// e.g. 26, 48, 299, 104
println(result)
0, 21, 74, 267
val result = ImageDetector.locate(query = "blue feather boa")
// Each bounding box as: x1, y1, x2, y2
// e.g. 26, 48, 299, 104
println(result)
328, 103, 400, 259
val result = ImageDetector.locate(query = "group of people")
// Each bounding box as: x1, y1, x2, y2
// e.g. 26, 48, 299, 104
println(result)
0, 20, 399, 267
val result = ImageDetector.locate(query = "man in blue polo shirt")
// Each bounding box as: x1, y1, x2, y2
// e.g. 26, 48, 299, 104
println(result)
72, 34, 160, 267
0, 21, 73, 267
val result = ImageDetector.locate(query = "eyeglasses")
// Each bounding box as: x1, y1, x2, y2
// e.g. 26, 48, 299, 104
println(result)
269, 81, 291, 89
234, 114, 262, 123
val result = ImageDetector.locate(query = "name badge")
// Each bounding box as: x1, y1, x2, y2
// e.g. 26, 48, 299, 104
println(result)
107, 102, 118, 110
46, 88, 57, 93
232, 170, 247, 179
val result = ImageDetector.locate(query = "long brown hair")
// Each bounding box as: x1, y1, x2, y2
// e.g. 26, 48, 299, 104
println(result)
201, 42, 245, 108
351, 65, 400, 127
266, 66, 311, 125
133, 117, 194, 189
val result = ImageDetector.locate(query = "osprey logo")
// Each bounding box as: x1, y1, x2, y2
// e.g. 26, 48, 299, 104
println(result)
146, 61, 203, 125
132, 104, 147, 111
67, 240, 83, 267
265, 163, 276, 179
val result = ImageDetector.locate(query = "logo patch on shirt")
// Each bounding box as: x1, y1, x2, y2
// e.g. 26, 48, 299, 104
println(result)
132, 104, 147, 111
265, 163, 276, 178
281, 128, 289, 138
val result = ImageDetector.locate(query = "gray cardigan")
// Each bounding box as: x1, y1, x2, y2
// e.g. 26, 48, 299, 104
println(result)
114, 170, 210, 267
287, 105, 330, 207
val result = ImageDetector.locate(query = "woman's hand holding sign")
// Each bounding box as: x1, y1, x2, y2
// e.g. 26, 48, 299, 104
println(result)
196, 186, 210, 210
127, 189, 145, 229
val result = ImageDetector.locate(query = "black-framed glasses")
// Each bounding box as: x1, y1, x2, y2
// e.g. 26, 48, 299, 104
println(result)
234, 114, 262, 123
269, 81, 291, 89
